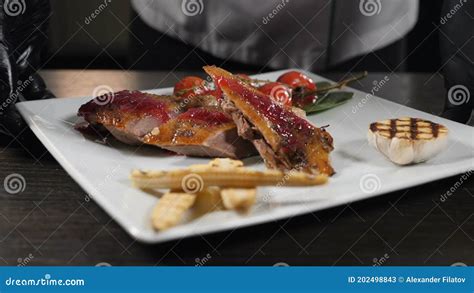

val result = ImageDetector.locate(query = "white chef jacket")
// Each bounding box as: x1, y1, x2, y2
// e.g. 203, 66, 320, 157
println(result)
131, 0, 419, 70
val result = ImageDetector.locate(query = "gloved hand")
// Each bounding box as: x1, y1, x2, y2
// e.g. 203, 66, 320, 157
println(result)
0, 0, 54, 149
440, 0, 473, 124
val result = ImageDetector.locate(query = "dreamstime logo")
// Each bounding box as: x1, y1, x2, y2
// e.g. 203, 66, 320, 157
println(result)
273, 262, 290, 267
17, 253, 34, 267
262, 0, 290, 25
92, 85, 115, 106
270, 84, 290, 102
181, 0, 204, 17
372, 253, 390, 266
174, 95, 194, 114
261, 169, 299, 204
3, 0, 26, 17
359, 0, 381, 16
447, 85, 470, 106
84, 0, 112, 25
359, 173, 381, 194
195, 253, 212, 267
181, 173, 204, 194
451, 262, 467, 267
0, 75, 34, 113
352, 76, 389, 114
95, 262, 112, 267
3, 173, 26, 195
173, 80, 209, 114
440, 0, 467, 25
440, 170, 473, 203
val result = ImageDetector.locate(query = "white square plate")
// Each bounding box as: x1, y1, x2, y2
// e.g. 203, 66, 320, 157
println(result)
16, 70, 474, 243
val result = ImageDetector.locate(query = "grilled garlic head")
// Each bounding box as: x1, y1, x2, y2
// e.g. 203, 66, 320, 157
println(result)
367, 117, 448, 165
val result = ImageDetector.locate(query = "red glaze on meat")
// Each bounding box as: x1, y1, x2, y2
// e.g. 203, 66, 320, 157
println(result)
176, 107, 233, 125
77, 90, 256, 158
79, 90, 174, 126
204, 66, 334, 175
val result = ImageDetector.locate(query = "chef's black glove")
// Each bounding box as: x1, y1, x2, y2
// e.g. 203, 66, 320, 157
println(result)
440, 0, 473, 124
0, 0, 54, 153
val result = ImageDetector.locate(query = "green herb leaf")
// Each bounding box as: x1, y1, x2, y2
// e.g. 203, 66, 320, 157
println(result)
304, 91, 353, 114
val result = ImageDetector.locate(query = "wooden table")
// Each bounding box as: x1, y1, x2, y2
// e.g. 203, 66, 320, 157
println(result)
0, 70, 472, 266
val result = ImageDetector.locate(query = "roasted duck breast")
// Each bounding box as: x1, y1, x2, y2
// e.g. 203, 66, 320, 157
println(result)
204, 66, 334, 175
78, 90, 256, 159
143, 106, 256, 158
78, 90, 179, 145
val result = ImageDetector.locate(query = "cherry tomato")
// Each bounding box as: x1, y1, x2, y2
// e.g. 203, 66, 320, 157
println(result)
174, 76, 206, 98
277, 71, 316, 91
258, 82, 292, 106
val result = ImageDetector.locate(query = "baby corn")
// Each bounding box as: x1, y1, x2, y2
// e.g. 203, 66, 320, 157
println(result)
220, 188, 256, 210
151, 191, 197, 230
131, 167, 327, 189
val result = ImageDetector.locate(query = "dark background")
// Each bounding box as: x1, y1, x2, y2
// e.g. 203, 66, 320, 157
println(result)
1, 0, 472, 267
42, 0, 444, 73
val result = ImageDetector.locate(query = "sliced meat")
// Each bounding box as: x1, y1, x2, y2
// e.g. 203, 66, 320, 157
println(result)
142, 107, 256, 159
77, 90, 256, 159
78, 90, 179, 144
204, 66, 334, 175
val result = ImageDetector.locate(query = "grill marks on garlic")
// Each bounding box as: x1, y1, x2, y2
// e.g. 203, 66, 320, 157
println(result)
368, 117, 448, 165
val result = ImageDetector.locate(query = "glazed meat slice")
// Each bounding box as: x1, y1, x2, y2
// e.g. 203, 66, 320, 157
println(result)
143, 107, 256, 158
78, 90, 180, 145
77, 90, 256, 159
204, 66, 334, 175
